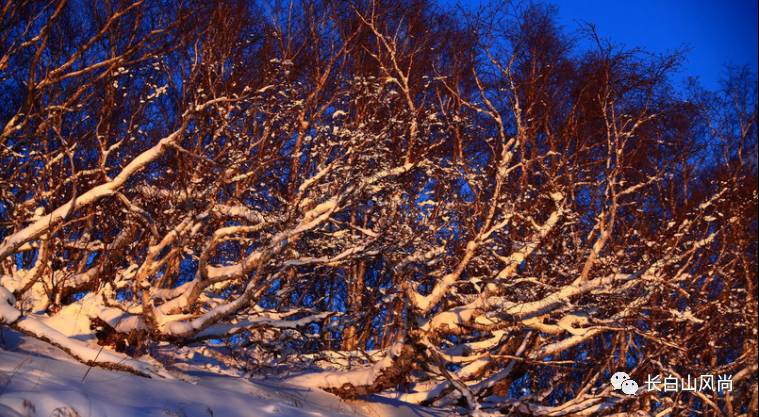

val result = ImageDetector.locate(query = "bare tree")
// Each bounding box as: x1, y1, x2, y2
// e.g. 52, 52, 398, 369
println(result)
0, 1, 755, 416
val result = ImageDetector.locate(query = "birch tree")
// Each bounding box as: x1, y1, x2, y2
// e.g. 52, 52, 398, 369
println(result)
0, 1, 755, 416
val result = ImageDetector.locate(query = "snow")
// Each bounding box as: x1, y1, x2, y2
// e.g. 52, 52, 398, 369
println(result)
214, 204, 266, 224
287, 343, 403, 391
194, 311, 332, 339
0, 331, 447, 417
0, 286, 20, 324
668, 308, 704, 324
0, 126, 186, 261
40, 293, 145, 340
288, 356, 394, 390
13, 315, 169, 379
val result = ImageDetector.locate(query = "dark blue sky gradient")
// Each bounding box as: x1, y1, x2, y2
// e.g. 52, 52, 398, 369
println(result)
446, 0, 758, 90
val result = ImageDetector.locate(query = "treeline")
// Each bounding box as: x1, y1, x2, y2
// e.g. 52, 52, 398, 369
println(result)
0, 1, 756, 415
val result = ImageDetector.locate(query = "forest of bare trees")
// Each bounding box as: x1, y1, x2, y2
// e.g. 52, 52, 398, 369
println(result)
0, 0, 756, 416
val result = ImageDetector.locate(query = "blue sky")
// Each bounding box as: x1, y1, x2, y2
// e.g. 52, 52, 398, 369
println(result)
446, 0, 758, 91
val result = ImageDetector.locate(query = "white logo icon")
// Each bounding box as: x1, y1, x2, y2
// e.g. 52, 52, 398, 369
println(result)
610, 371, 638, 395
610, 371, 630, 389
621, 379, 638, 395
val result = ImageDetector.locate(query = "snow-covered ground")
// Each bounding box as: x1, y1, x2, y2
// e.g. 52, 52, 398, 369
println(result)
0, 330, 448, 417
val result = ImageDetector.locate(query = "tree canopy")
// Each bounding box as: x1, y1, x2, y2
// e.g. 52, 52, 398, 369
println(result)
0, 1, 756, 415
